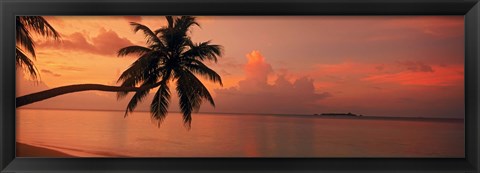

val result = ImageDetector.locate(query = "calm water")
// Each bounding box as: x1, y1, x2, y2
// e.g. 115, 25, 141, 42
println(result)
16, 109, 464, 157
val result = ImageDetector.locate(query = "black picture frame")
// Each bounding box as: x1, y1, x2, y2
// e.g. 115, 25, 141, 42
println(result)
1, 0, 479, 172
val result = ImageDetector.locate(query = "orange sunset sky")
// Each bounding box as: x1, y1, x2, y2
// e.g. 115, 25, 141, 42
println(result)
16, 16, 465, 118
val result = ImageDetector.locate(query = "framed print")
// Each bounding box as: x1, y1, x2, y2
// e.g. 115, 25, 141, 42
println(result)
13, 15, 466, 158
1, 0, 479, 172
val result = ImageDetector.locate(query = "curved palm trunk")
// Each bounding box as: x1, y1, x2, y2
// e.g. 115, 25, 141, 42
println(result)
16, 83, 161, 108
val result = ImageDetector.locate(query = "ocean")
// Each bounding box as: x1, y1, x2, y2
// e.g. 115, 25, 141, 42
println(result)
16, 109, 464, 157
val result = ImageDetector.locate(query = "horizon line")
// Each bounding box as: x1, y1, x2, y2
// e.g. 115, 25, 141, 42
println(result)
16, 107, 464, 120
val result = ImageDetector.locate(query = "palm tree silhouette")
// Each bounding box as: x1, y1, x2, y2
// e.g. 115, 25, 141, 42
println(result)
16, 16, 60, 79
16, 16, 223, 128
117, 16, 223, 127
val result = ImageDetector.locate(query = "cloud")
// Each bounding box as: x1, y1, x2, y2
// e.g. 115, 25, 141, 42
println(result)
209, 51, 331, 115
237, 50, 274, 91
219, 69, 231, 76
362, 64, 463, 86
56, 65, 86, 72
40, 69, 61, 77
313, 61, 379, 76
37, 28, 134, 56
397, 60, 434, 72
297, 60, 464, 117
123, 16, 142, 23
309, 60, 445, 87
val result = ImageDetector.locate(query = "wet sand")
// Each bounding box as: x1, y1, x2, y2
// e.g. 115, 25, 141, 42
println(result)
16, 142, 74, 157
17, 142, 129, 157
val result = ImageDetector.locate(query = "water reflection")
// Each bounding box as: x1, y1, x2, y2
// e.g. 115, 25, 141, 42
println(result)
16, 109, 464, 157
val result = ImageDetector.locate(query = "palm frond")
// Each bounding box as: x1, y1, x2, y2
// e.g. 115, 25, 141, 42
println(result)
122, 69, 165, 116
16, 21, 36, 57
150, 80, 171, 126
118, 45, 152, 57
20, 16, 61, 39
184, 59, 223, 86
117, 66, 163, 99
153, 27, 168, 37
175, 69, 216, 128
130, 22, 163, 46
174, 16, 200, 34
117, 53, 164, 99
185, 70, 215, 106
117, 52, 162, 84
175, 71, 196, 128
16, 47, 39, 79
183, 40, 223, 62
15, 16, 60, 80
166, 16, 174, 28
117, 77, 141, 99
124, 86, 151, 117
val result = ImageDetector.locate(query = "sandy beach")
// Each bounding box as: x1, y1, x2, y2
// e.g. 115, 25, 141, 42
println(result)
16, 142, 74, 157
16, 142, 127, 157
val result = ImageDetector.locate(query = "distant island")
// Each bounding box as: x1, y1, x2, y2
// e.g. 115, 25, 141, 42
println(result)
314, 112, 363, 117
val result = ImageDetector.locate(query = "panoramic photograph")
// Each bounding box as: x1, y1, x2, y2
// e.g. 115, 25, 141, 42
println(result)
16, 16, 464, 157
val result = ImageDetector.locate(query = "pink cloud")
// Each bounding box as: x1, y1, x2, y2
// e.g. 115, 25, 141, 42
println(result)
397, 60, 434, 73
238, 50, 274, 91
37, 28, 134, 56
245, 50, 272, 79
209, 51, 331, 115
310, 60, 447, 83
362, 65, 463, 86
